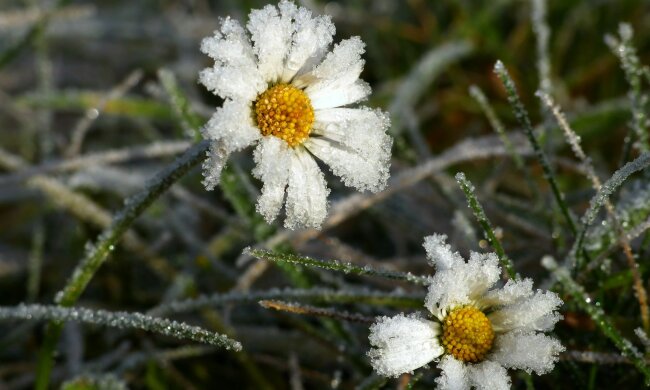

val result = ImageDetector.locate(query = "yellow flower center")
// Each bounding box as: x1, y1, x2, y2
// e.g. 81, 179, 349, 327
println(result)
442, 306, 495, 363
254, 84, 314, 147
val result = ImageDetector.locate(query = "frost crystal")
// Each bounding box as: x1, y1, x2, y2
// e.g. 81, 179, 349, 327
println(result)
367, 233, 564, 389
199, 0, 393, 229
367, 313, 444, 377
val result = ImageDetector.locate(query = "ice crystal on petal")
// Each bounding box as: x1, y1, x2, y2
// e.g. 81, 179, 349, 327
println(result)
199, 18, 265, 101
296, 37, 365, 88
368, 314, 444, 378
490, 331, 565, 375
281, 6, 335, 82
252, 137, 292, 223
423, 234, 464, 270
201, 142, 228, 191
309, 80, 372, 110
435, 356, 469, 390
284, 150, 330, 229
247, 3, 294, 82
313, 107, 391, 159
469, 360, 511, 390
425, 250, 499, 312
489, 290, 563, 332
202, 100, 260, 153
305, 138, 389, 192
480, 278, 534, 308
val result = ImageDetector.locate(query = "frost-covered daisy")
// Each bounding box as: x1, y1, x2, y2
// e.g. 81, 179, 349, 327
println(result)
198, 1, 392, 229
368, 234, 564, 389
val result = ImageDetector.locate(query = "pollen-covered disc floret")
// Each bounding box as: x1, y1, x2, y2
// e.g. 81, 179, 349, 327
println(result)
254, 84, 314, 147
368, 234, 565, 389
198, 0, 393, 229
442, 306, 494, 363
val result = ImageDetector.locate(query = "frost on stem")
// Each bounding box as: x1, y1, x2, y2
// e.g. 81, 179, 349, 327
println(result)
531, 0, 552, 98
542, 257, 650, 382
569, 152, 650, 268
55, 140, 210, 306
0, 304, 242, 351
586, 181, 650, 252
605, 23, 650, 153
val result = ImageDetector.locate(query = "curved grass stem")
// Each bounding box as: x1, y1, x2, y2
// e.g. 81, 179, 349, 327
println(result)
35, 140, 210, 390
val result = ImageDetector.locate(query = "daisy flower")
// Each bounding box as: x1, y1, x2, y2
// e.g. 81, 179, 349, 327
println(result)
198, 1, 392, 229
368, 234, 564, 389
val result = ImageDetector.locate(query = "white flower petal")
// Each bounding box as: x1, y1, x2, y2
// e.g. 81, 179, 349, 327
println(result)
281, 7, 335, 82
199, 18, 265, 101
422, 234, 464, 271
308, 80, 371, 110
202, 141, 229, 191
284, 148, 330, 229
425, 252, 500, 315
296, 37, 371, 108
201, 18, 254, 63
296, 36, 365, 89
247, 2, 295, 82
312, 107, 392, 160
465, 252, 501, 298
468, 361, 510, 390
490, 331, 565, 375
201, 99, 260, 152
368, 314, 443, 378
252, 137, 292, 223
479, 278, 534, 309
304, 137, 389, 192
488, 290, 563, 332
435, 356, 470, 390
199, 65, 264, 103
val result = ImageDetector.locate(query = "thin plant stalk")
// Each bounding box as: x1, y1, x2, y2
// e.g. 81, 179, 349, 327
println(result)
455, 172, 516, 279
538, 91, 650, 332
569, 152, 650, 269
259, 300, 375, 324
605, 24, 649, 153
245, 248, 430, 286
35, 140, 210, 389
543, 257, 650, 383
0, 304, 241, 350
469, 85, 540, 202
493, 61, 578, 235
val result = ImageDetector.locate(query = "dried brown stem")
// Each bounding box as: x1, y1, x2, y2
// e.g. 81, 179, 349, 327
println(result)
259, 300, 375, 324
